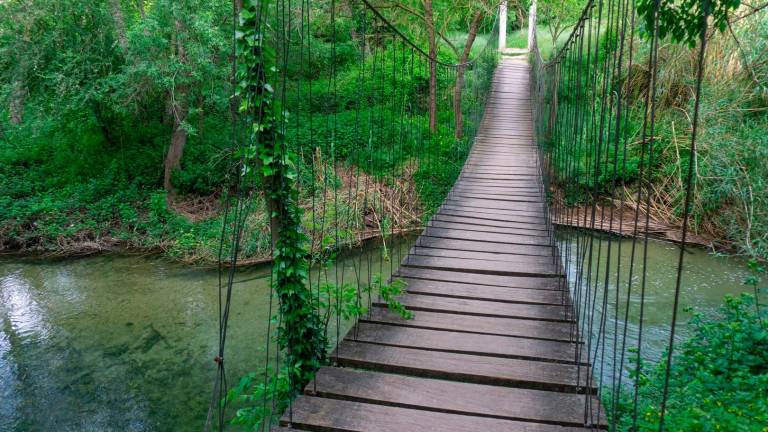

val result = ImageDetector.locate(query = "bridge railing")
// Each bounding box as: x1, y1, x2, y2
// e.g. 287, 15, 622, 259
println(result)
529, 0, 714, 428
207, 1, 499, 429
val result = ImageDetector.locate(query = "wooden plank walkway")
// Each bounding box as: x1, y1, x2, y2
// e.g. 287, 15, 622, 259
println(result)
279, 57, 604, 431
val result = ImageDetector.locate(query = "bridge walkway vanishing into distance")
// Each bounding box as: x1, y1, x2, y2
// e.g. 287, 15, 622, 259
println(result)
273, 57, 605, 431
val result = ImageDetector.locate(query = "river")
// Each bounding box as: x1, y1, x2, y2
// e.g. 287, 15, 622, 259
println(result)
0, 235, 753, 431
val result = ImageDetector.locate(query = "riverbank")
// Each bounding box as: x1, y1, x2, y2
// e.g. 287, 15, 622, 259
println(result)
554, 202, 717, 251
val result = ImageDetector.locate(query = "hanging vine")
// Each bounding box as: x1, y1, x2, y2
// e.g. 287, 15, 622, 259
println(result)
235, 0, 327, 393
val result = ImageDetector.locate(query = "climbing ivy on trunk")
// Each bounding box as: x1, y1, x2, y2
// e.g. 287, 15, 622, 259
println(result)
235, 0, 327, 393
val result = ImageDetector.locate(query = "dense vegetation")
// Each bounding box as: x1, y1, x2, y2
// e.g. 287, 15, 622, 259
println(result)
2, 0, 767, 430
608, 291, 767, 431
543, 0, 768, 259
531, 0, 768, 429
0, 0, 502, 263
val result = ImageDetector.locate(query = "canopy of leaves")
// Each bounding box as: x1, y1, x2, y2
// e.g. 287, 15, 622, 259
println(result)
638, 0, 742, 46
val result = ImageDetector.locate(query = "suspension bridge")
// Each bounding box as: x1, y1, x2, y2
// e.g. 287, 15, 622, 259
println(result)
208, 0, 716, 429
269, 56, 604, 431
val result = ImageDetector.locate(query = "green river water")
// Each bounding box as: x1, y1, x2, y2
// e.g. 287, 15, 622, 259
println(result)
0, 235, 753, 431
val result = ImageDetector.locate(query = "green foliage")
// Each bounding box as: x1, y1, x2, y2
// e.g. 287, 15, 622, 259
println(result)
374, 274, 413, 319
227, 368, 293, 430
608, 293, 768, 431
637, 0, 741, 47
236, 0, 327, 395
227, 273, 412, 428
543, 10, 768, 260
538, 0, 584, 43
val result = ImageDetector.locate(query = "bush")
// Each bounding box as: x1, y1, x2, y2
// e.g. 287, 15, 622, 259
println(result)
609, 293, 768, 431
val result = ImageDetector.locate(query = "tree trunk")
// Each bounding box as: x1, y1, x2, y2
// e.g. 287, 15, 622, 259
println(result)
10, 8, 31, 125
165, 96, 188, 194
111, 0, 129, 54
515, 4, 526, 30
424, 0, 437, 132
164, 19, 189, 197
9, 79, 26, 125
135, 0, 146, 19
453, 10, 484, 139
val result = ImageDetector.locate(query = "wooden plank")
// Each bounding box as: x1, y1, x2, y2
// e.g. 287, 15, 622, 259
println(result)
453, 184, 540, 192
430, 214, 550, 231
443, 198, 546, 213
334, 341, 594, 393
395, 266, 562, 290
426, 220, 550, 237
363, 307, 574, 341
411, 246, 554, 265
452, 180, 541, 190
398, 277, 566, 305
453, 182, 543, 193
446, 190, 546, 202
308, 367, 603, 428
458, 169, 540, 176
373, 293, 569, 322
449, 190, 544, 201
348, 322, 579, 362
447, 192, 544, 205
416, 234, 552, 254
401, 254, 559, 278
438, 207, 550, 226
423, 227, 552, 247
283, 396, 592, 432
440, 203, 550, 220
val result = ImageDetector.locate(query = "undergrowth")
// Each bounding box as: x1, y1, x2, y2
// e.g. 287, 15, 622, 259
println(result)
549, 10, 768, 259
605, 292, 767, 431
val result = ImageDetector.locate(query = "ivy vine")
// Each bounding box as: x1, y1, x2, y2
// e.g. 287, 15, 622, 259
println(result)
235, 0, 327, 394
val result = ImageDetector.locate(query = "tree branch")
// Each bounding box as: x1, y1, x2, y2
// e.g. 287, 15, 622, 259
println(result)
375, 2, 460, 55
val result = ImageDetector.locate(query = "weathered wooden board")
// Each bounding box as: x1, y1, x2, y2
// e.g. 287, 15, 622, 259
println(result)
396, 263, 563, 290
363, 307, 574, 341
410, 246, 554, 264
374, 293, 569, 322
430, 214, 550, 231
443, 198, 546, 214
400, 254, 558, 278
347, 322, 579, 362
422, 227, 552, 247
397, 277, 566, 305
437, 208, 549, 225
334, 341, 594, 392
307, 367, 604, 427
440, 203, 550, 220
426, 220, 549, 237
282, 396, 593, 432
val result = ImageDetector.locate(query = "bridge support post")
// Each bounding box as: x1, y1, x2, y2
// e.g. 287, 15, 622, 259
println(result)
498, 1, 507, 51
528, 0, 537, 51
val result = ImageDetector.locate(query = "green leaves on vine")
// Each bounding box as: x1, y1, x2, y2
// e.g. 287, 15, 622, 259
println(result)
235, 0, 327, 395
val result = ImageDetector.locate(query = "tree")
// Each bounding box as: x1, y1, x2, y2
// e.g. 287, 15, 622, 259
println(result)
452, 1, 496, 139
373, 0, 495, 133
375, 0, 444, 131
538, 0, 582, 44
109, 0, 231, 198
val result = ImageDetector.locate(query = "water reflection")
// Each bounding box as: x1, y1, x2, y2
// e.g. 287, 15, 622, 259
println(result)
0, 236, 412, 431
558, 231, 751, 386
